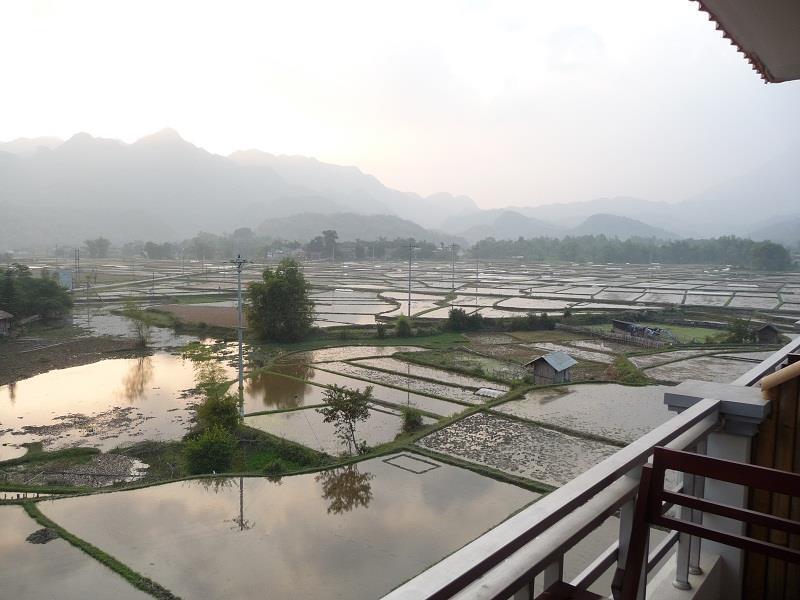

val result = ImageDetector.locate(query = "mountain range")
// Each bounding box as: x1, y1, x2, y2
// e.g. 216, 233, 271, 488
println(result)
0, 130, 798, 249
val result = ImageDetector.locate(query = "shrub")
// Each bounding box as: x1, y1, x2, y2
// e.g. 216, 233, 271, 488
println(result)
376, 323, 387, 339
395, 316, 413, 338
445, 307, 484, 331
400, 406, 424, 433
184, 425, 238, 474
196, 393, 240, 432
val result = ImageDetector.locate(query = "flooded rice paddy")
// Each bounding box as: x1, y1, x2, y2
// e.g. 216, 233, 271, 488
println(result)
38, 454, 535, 600
318, 362, 494, 404
245, 405, 415, 455
351, 357, 510, 390
644, 355, 755, 383
0, 353, 237, 460
417, 412, 618, 487
496, 384, 673, 444
0, 505, 151, 600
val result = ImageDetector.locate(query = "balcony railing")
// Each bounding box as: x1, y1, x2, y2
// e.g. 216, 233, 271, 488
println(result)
383, 336, 800, 599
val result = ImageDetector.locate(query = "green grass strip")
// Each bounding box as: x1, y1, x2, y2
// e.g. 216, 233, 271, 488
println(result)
0, 446, 100, 467
23, 502, 181, 600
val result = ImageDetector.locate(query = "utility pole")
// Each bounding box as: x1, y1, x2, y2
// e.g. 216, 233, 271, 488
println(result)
230, 254, 249, 418
73, 248, 80, 291
407, 242, 418, 317
450, 244, 457, 304
475, 251, 479, 311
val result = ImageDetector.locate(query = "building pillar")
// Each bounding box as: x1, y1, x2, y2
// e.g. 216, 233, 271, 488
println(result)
664, 379, 770, 600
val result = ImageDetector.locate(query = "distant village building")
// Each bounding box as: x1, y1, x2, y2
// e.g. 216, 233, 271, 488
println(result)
0, 310, 13, 336
524, 351, 577, 385
755, 323, 780, 344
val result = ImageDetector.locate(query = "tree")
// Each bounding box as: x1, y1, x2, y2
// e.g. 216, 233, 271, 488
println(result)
322, 229, 338, 260
247, 258, 314, 341
84, 237, 111, 258
316, 385, 373, 456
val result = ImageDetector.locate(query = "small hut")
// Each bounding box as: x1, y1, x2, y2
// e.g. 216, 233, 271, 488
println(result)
0, 310, 12, 336
524, 351, 577, 385
755, 324, 780, 345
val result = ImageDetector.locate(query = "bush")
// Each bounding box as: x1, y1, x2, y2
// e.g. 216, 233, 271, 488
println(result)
376, 323, 387, 339
395, 316, 413, 337
401, 406, 424, 433
445, 307, 484, 331
196, 393, 240, 432
184, 425, 238, 474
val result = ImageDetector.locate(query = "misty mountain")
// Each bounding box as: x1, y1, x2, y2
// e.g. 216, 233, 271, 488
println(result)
749, 215, 800, 247
570, 214, 677, 240
0, 129, 476, 249
256, 212, 464, 245
0, 136, 63, 156
455, 211, 564, 243
229, 150, 478, 228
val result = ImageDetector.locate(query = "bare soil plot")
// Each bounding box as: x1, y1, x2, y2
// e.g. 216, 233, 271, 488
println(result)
417, 412, 618, 487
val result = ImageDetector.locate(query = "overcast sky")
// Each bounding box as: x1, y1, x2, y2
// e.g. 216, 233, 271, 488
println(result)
2, 0, 799, 209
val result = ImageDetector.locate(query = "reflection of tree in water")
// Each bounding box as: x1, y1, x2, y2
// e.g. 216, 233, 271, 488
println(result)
120, 356, 154, 402
193, 477, 255, 531
246, 370, 311, 410
315, 465, 374, 515
7, 381, 17, 403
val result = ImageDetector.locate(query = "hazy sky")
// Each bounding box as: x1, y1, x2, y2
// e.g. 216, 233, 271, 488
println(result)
2, 0, 799, 208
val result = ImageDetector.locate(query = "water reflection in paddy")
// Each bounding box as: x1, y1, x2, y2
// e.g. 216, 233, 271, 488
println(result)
40, 455, 536, 600
241, 367, 465, 416
0, 354, 236, 459
245, 406, 412, 455
0, 505, 150, 600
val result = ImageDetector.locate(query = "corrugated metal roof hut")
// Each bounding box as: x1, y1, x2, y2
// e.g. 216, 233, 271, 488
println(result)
755, 324, 780, 345
524, 351, 577, 385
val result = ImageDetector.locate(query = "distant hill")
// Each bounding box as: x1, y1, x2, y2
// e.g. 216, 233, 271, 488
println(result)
456, 210, 564, 243
749, 215, 800, 247
0, 136, 63, 156
256, 212, 465, 245
229, 150, 478, 229
570, 214, 677, 240
0, 129, 477, 249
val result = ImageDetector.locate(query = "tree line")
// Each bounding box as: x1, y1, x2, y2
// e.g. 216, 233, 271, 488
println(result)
471, 235, 794, 271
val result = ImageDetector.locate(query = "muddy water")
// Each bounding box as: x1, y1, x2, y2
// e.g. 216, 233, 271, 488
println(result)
39, 455, 535, 600
0, 354, 236, 460
71, 305, 202, 348
0, 506, 151, 600
496, 384, 673, 444
245, 406, 408, 455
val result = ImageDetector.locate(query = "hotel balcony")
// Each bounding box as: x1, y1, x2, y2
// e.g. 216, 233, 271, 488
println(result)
384, 336, 800, 600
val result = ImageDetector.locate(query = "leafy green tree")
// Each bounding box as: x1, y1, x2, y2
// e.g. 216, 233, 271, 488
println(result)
316, 385, 373, 456
0, 266, 71, 318
184, 424, 238, 474
247, 258, 314, 342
